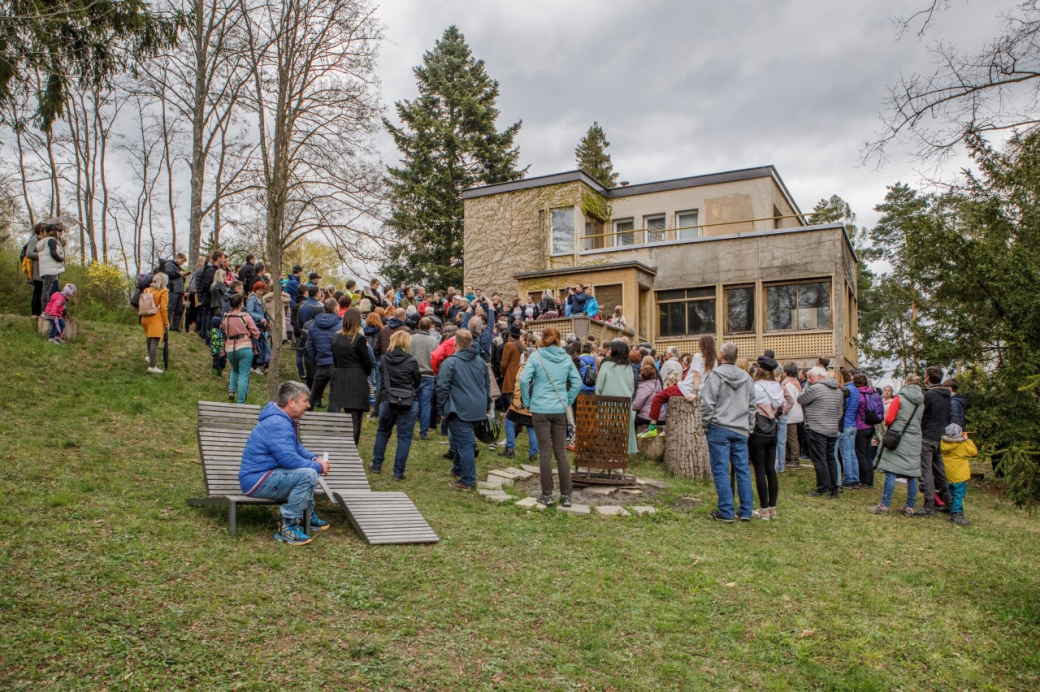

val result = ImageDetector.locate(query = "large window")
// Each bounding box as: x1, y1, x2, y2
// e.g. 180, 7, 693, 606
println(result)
766, 280, 831, 331
677, 210, 700, 240
551, 207, 574, 255
645, 214, 666, 243
725, 286, 755, 334
594, 283, 623, 319
657, 287, 716, 338
614, 218, 635, 246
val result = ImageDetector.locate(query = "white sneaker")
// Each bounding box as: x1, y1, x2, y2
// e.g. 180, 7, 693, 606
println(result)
144, 356, 150, 363
147, 367, 164, 374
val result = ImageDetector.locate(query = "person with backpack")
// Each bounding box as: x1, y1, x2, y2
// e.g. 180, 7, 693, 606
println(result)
868, 375, 925, 516
222, 294, 261, 403
838, 370, 862, 489
854, 373, 883, 488
578, 341, 598, 395
749, 364, 788, 520
140, 273, 170, 374
370, 330, 421, 480
20, 223, 45, 316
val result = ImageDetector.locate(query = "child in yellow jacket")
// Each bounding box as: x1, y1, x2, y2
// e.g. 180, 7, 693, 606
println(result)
941, 424, 977, 526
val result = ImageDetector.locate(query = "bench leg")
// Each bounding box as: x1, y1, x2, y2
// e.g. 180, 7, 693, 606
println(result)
304, 506, 312, 537
229, 501, 237, 536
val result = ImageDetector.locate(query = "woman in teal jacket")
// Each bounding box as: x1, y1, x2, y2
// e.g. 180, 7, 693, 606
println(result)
520, 327, 582, 507
596, 340, 638, 454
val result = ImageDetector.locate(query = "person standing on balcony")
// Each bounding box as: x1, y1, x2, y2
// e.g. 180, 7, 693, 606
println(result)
583, 290, 600, 320
608, 305, 627, 330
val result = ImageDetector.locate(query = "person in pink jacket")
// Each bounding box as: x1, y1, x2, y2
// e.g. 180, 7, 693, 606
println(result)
43, 284, 76, 343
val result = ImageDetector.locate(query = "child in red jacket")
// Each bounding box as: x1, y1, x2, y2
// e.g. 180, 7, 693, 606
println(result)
43, 284, 76, 343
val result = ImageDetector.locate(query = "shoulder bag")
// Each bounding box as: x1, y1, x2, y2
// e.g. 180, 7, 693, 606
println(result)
534, 351, 568, 410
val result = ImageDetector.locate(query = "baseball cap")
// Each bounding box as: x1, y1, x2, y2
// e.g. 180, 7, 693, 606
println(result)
308, 272, 321, 280
292, 265, 303, 274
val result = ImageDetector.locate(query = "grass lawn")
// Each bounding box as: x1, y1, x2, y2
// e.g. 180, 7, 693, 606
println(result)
1, 315, 1039, 690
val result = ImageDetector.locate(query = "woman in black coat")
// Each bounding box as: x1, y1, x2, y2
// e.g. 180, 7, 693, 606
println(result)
328, 308, 373, 446
370, 329, 421, 480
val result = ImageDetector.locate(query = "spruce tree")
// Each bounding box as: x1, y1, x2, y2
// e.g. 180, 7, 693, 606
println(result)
382, 26, 524, 288
575, 121, 618, 187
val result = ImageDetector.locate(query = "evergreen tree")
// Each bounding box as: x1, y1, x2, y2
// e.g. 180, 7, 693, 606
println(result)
382, 26, 524, 289
575, 121, 618, 187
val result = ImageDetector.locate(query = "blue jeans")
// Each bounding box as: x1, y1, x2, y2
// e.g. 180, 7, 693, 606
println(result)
880, 472, 919, 509
49, 316, 65, 339
839, 427, 859, 484
251, 467, 318, 521
504, 416, 538, 455
775, 417, 788, 473
295, 347, 305, 379
227, 348, 254, 404
371, 400, 418, 477
706, 424, 753, 519
417, 377, 435, 435
949, 480, 967, 514
447, 414, 477, 487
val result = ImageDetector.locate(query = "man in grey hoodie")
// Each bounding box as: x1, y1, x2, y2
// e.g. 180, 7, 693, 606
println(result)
410, 317, 439, 441
797, 366, 844, 497
700, 342, 756, 522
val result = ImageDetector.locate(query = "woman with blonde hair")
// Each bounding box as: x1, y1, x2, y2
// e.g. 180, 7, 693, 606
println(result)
370, 329, 420, 480
141, 272, 170, 374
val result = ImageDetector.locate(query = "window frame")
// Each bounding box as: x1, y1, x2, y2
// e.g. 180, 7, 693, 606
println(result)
724, 284, 755, 335
656, 286, 717, 339
676, 209, 700, 240
644, 213, 666, 243
764, 279, 832, 333
593, 282, 624, 320
613, 217, 635, 246
584, 216, 606, 250
550, 206, 576, 257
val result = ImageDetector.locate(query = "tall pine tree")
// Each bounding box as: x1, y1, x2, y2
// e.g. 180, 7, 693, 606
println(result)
575, 121, 618, 187
382, 26, 524, 288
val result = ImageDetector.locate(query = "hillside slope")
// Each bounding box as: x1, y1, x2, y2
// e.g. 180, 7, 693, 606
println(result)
1, 316, 1039, 689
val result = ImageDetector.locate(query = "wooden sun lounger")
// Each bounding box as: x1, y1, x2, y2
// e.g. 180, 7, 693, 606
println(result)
188, 401, 438, 545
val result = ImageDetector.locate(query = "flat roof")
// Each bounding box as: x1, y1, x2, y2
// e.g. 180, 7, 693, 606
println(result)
461, 165, 805, 220
513, 260, 657, 281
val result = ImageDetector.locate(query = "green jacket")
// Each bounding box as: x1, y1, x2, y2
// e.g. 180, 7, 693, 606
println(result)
876, 384, 924, 478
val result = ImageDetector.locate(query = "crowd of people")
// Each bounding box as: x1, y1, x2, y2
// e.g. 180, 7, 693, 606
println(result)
18, 231, 979, 545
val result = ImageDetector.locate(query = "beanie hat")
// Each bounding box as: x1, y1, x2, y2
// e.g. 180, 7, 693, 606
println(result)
62, 284, 77, 297
757, 355, 779, 372
944, 423, 964, 439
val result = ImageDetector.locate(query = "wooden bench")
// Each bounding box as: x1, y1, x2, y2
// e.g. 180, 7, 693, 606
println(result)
188, 401, 438, 544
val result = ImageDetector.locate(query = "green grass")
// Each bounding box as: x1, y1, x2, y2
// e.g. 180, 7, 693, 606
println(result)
1, 315, 1039, 690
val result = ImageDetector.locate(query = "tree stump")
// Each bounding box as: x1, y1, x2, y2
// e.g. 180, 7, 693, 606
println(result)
636, 431, 666, 460
37, 316, 79, 341
663, 396, 711, 480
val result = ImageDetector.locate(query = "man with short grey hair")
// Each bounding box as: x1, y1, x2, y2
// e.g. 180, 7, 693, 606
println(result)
798, 366, 844, 498
239, 381, 331, 545
700, 342, 756, 522
659, 346, 683, 384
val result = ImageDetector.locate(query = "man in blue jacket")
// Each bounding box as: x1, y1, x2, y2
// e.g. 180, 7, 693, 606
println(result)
285, 264, 302, 302
239, 381, 331, 545
436, 330, 492, 490
306, 298, 341, 409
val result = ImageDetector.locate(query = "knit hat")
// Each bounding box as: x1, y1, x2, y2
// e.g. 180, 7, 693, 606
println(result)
944, 423, 964, 440
61, 284, 77, 297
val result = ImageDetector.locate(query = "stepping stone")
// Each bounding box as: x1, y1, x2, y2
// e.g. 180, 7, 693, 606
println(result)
478, 475, 512, 489
635, 478, 666, 489
629, 506, 657, 516
514, 497, 539, 509
594, 505, 630, 516
557, 503, 590, 515
585, 486, 617, 496
488, 468, 524, 481
480, 491, 513, 503
621, 488, 644, 496
504, 467, 534, 480
478, 488, 511, 499
520, 464, 541, 475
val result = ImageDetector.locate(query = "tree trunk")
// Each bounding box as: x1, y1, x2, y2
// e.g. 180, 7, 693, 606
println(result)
188, 11, 209, 265
663, 396, 711, 480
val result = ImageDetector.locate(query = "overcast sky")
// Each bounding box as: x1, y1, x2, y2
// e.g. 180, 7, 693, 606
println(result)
373, 0, 1010, 229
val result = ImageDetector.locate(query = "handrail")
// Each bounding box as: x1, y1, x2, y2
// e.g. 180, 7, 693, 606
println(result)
581, 211, 810, 243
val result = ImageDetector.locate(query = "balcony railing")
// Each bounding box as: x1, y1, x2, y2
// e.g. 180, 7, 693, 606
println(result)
523, 315, 634, 343
581, 212, 809, 251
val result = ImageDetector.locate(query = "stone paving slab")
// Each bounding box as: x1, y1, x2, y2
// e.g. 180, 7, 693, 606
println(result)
488, 468, 525, 481
630, 505, 657, 515
635, 477, 666, 489
594, 505, 630, 516
514, 497, 540, 509
503, 467, 534, 480
620, 488, 644, 495
585, 486, 617, 496
557, 503, 591, 515
478, 475, 512, 489
520, 464, 541, 475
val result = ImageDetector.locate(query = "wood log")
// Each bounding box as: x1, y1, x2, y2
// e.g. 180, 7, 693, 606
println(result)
636, 430, 666, 459
663, 396, 711, 480
37, 316, 79, 341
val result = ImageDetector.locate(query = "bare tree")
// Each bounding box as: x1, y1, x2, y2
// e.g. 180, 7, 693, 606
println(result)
867, 1, 1040, 165
113, 94, 165, 275
239, 0, 384, 399
140, 0, 254, 262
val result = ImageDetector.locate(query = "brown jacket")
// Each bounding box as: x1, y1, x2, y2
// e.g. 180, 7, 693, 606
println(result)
509, 360, 534, 417
501, 340, 522, 394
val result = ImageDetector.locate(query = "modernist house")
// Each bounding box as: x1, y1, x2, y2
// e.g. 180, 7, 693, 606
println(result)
461, 166, 858, 368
